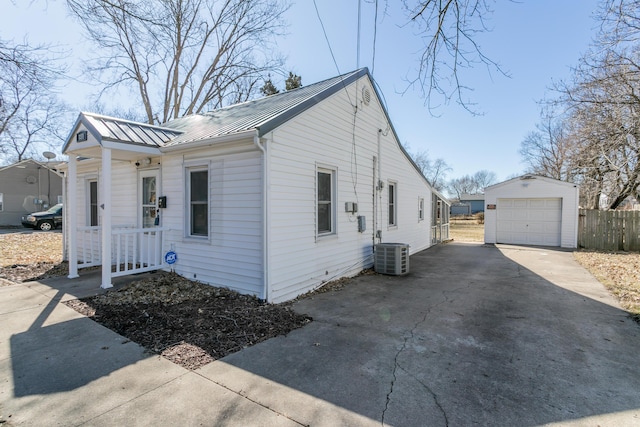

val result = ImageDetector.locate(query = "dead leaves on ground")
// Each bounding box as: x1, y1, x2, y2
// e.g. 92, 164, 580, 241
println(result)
0, 232, 63, 267
574, 251, 640, 320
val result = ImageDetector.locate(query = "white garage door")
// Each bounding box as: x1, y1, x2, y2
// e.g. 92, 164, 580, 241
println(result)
496, 198, 562, 246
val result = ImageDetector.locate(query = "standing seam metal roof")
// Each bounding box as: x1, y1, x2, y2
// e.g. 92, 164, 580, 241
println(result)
70, 69, 366, 149
162, 69, 366, 146
83, 113, 184, 147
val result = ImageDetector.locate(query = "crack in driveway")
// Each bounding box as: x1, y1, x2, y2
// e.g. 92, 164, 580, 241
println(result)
380, 281, 480, 426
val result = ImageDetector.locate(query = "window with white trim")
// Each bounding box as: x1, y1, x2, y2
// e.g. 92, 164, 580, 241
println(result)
418, 197, 424, 221
188, 167, 209, 237
0, 193, 3, 212
317, 167, 336, 235
388, 182, 397, 226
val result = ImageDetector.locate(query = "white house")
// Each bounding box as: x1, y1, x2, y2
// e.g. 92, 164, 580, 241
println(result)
60, 68, 450, 302
484, 175, 579, 249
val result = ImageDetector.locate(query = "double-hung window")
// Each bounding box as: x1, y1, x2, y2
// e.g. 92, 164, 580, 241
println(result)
188, 167, 209, 237
317, 167, 335, 235
388, 182, 397, 226
418, 197, 424, 221
0, 193, 3, 212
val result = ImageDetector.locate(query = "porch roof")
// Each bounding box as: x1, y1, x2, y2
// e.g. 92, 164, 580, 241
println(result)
62, 112, 185, 160
83, 113, 183, 146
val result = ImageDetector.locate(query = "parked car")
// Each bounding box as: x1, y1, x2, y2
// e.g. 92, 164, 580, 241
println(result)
21, 204, 63, 231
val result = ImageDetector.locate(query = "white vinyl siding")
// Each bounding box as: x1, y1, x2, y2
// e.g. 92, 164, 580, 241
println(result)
266, 75, 435, 302
162, 148, 264, 297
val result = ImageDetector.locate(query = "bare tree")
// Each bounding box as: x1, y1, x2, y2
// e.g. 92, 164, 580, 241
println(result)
66, 0, 290, 124
447, 170, 496, 199
0, 38, 69, 164
401, 0, 508, 113
519, 108, 578, 181
472, 169, 497, 190
405, 146, 451, 192
447, 175, 477, 200
553, 0, 640, 209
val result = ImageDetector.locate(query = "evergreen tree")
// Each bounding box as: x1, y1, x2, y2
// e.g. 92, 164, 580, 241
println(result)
261, 78, 279, 96
285, 72, 302, 91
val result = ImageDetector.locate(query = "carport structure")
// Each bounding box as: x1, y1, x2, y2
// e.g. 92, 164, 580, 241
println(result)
484, 175, 579, 248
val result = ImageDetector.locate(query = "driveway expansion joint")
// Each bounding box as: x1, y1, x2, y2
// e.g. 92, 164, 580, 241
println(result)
192, 370, 309, 427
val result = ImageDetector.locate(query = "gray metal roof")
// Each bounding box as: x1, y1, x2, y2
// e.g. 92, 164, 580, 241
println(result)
82, 113, 184, 147
162, 69, 367, 146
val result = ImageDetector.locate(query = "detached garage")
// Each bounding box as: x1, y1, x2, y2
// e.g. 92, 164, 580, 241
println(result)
484, 175, 579, 248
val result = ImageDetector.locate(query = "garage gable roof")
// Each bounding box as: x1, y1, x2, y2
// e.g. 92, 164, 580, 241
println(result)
486, 175, 578, 191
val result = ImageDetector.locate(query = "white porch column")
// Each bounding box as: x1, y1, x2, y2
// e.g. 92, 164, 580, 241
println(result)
67, 155, 79, 279
100, 147, 113, 289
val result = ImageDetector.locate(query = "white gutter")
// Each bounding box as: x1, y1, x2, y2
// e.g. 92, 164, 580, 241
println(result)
253, 132, 269, 302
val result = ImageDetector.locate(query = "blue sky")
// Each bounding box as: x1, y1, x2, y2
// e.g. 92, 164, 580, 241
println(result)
2, 0, 600, 183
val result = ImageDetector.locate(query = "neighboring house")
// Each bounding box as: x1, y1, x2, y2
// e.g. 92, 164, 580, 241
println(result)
60, 68, 450, 303
450, 203, 471, 216
0, 159, 63, 226
459, 193, 485, 214
484, 175, 579, 248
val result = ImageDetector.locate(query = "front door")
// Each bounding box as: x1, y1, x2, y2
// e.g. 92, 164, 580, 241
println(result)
139, 170, 159, 228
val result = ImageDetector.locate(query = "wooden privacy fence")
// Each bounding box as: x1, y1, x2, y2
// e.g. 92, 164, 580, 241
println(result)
578, 209, 640, 251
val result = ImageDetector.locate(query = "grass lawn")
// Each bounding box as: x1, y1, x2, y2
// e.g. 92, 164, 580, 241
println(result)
449, 219, 484, 242
574, 251, 640, 321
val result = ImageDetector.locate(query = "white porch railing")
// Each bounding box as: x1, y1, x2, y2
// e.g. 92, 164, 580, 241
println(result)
432, 223, 450, 244
75, 226, 167, 277
77, 226, 101, 269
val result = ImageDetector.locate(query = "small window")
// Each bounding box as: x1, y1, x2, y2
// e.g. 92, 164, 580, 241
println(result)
0, 193, 3, 212
388, 182, 397, 226
188, 168, 209, 237
418, 197, 424, 221
317, 168, 335, 235
89, 181, 98, 226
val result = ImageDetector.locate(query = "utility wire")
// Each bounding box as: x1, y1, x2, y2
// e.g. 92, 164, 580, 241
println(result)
357, 0, 362, 69
312, 0, 355, 107
372, 0, 379, 75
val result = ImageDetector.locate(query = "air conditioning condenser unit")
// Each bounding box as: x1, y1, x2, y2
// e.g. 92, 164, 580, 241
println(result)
374, 243, 409, 275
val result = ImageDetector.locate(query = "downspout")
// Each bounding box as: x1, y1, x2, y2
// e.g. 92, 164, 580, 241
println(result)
254, 132, 269, 302
376, 128, 383, 243
61, 170, 67, 261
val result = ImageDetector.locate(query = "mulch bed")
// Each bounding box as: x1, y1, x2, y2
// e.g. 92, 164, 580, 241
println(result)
64, 272, 312, 370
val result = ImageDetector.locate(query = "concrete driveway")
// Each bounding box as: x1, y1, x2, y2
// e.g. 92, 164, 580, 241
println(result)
2, 242, 640, 426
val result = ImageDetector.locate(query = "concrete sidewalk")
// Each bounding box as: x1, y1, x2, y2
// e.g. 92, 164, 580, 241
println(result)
2, 243, 640, 426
